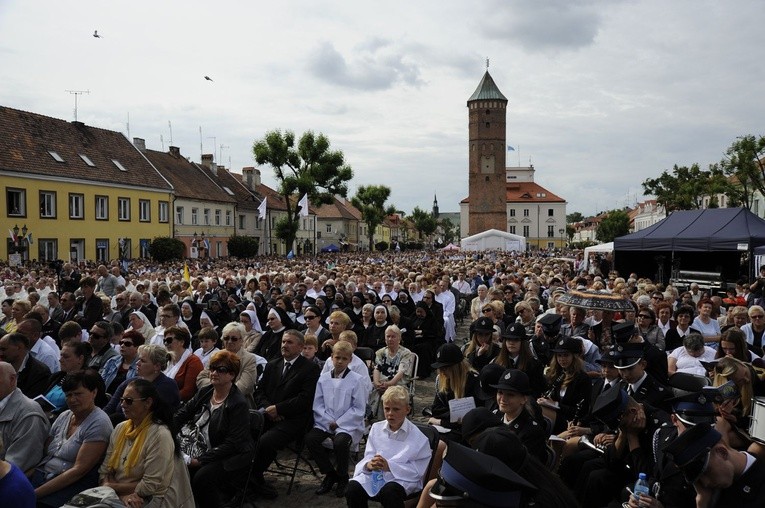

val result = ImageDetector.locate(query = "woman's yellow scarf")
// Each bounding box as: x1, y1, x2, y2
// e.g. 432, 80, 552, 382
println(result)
107, 413, 153, 476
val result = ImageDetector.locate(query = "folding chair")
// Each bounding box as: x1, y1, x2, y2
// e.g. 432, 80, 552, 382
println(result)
268, 421, 319, 494
403, 423, 445, 508
355, 347, 376, 377
237, 410, 265, 506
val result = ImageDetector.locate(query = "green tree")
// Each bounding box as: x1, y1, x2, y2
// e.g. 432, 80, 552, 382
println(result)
253, 130, 353, 252
227, 235, 259, 258
566, 211, 584, 223
410, 206, 437, 244
566, 224, 576, 242
596, 210, 630, 243
351, 185, 396, 251
720, 135, 765, 210
642, 163, 729, 211
148, 237, 185, 262
440, 219, 457, 244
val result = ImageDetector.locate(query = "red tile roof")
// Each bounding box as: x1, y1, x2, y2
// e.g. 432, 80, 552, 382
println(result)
0, 106, 172, 190
143, 149, 236, 203
461, 181, 565, 204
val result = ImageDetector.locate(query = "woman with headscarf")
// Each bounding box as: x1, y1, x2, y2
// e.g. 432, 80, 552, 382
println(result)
239, 308, 263, 352
127, 310, 155, 343
180, 299, 202, 338
315, 295, 333, 326
394, 289, 416, 318
291, 297, 306, 327
254, 307, 293, 361
250, 292, 269, 330
363, 304, 392, 351
224, 295, 242, 323
409, 301, 441, 379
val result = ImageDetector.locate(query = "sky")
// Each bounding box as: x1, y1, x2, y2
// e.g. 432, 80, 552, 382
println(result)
2, 0, 764, 219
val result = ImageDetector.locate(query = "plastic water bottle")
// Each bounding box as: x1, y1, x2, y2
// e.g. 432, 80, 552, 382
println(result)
371, 470, 385, 496
633, 472, 650, 500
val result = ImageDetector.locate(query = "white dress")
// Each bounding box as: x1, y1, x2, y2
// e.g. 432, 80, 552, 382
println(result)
351, 418, 431, 496
312, 369, 367, 445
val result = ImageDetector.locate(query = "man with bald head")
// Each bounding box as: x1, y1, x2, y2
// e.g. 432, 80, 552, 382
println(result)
0, 361, 49, 472
0, 332, 51, 398
96, 265, 118, 297
17, 319, 59, 373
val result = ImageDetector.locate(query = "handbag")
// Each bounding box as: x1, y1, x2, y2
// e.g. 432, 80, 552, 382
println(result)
179, 404, 211, 458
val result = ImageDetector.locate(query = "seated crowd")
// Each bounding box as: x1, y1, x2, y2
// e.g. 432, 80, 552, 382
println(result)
1, 253, 765, 507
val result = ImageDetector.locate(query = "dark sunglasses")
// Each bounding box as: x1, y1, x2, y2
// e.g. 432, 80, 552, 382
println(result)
119, 341, 134, 347
120, 396, 147, 405
163, 337, 175, 345
222, 335, 240, 342
210, 365, 232, 374
638, 315, 652, 319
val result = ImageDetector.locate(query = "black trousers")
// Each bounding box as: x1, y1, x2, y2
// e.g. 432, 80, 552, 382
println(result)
304, 428, 352, 478
346, 479, 406, 508
252, 421, 302, 476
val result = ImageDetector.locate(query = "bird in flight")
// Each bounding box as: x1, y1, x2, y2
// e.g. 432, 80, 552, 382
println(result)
93, 30, 102, 38
204, 76, 214, 82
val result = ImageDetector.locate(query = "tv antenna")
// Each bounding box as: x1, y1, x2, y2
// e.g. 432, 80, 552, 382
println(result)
65, 90, 90, 121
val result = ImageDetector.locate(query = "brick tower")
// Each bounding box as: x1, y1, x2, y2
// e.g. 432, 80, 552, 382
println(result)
467, 69, 508, 235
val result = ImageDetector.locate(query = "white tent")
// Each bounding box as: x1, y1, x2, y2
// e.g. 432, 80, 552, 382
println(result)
460, 229, 527, 252
581, 242, 614, 271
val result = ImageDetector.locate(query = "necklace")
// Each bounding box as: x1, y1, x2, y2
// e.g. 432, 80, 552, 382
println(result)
211, 391, 229, 405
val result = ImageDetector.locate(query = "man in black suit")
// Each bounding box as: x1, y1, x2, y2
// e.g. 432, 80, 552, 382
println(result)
0, 332, 51, 399
59, 292, 78, 324
252, 329, 320, 498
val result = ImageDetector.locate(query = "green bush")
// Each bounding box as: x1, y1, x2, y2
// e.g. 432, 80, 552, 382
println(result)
228, 235, 260, 258
149, 237, 186, 262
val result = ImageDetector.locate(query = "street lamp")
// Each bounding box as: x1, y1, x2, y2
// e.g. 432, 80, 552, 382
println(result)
559, 228, 565, 249
12, 224, 19, 238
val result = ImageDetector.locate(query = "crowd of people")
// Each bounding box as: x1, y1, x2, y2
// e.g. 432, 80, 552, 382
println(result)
0, 249, 764, 507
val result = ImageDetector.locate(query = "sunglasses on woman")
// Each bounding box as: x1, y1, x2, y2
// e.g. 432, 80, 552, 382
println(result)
120, 397, 147, 405
119, 341, 134, 347
209, 365, 232, 374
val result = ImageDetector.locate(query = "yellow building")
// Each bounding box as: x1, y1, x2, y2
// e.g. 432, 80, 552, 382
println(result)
0, 106, 173, 263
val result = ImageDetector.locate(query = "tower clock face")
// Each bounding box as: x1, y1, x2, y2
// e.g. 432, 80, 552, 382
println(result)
481, 154, 495, 174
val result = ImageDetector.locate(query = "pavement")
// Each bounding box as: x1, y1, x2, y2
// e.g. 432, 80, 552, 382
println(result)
248, 318, 471, 507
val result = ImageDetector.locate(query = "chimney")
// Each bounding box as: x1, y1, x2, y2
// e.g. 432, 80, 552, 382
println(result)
169, 146, 180, 158
133, 138, 146, 152
201, 153, 214, 169
253, 168, 261, 187
242, 167, 254, 190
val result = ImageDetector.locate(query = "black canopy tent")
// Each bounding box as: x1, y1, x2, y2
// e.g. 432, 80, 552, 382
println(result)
614, 208, 765, 283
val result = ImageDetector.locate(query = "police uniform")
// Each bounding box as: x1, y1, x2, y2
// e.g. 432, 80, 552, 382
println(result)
665, 423, 765, 508
491, 368, 550, 464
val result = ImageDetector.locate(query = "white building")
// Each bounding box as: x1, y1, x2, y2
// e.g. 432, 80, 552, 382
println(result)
461, 166, 567, 249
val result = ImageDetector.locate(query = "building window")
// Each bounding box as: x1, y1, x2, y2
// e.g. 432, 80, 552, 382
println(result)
139, 200, 150, 222
755, 200, 760, 216
6, 188, 25, 216
509, 226, 516, 234
548, 208, 554, 217
548, 242, 555, 249
215, 209, 221, 225
118, 198, 131, 221
191, 208, 198, 225
69, 193, 84, 219
523, 225, 529, 237
175, 207, 183, 225
326, 224, 332, 233
547, 225, 555, 237
96, 239, 109, 262
509, 209, 515, 217
159, 202, 169, 223
95, 195, 109, 220
39, 191, 56, 218
204, 209, 210, 225
523, 209, 529, 217
225, 210, 231, 226
239, 215, 245, 229
38, 239, 57, 261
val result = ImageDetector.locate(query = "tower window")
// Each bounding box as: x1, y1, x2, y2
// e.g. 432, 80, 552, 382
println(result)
485, 122, 490, 128
485, 110, 490, 115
